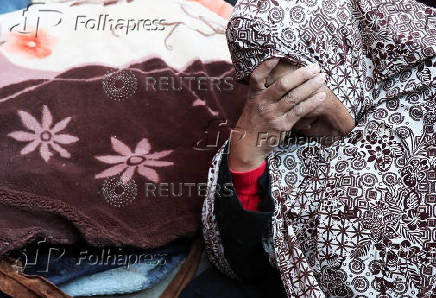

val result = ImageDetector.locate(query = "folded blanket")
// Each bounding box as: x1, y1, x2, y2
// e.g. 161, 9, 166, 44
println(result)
0, 0, 246, 255
7, 238, 190, 285
0, 0, 29, 15
0, 257, 70, 298
59, 253, 186, 296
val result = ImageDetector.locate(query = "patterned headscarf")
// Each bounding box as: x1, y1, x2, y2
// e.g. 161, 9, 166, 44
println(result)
202, 0, 436, 297
227, 0, 436, 122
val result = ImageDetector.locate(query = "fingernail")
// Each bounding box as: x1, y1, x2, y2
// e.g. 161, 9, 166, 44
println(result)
307, 62, 320, 74
315, 73, 326, 82
316, 92, 326, 101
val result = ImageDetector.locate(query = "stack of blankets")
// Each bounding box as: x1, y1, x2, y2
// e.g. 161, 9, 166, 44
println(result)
0, 0, 245, 296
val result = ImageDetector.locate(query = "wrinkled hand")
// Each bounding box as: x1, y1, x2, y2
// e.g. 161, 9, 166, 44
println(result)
293, 86, 355, 137
229, 58, 327, 171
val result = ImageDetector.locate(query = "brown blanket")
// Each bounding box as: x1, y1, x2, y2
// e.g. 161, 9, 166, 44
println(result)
0, 57, 246, 255
0, 257, 70, 298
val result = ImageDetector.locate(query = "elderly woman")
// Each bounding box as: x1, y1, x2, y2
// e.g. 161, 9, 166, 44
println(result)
182, 0, 436, 297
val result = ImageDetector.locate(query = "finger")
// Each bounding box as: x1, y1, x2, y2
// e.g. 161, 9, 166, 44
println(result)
274, 92, 326, 131
302, 101, 353, 135
301, 107, 324, 118
249, 58, 280, 92
274, 74, 326, 114
261, 62, 320, 103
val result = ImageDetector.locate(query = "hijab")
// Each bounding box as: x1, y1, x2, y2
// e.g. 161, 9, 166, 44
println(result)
219, 0, 436, 296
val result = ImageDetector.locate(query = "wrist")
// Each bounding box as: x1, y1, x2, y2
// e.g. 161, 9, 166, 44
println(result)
229, 154, 266, 172
229, 131, 267, 171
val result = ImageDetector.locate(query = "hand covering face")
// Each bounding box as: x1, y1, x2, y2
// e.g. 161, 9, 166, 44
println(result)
227, 0, 436, 122
202, 0, 436, 297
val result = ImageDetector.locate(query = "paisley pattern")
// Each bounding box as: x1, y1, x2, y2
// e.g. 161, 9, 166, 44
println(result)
202, 0, 436, 297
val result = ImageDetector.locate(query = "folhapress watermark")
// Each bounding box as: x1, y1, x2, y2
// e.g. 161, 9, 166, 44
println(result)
193, 119, 402, 153
77, 249, 167, 269
10, 238, 168, 273
1, 3, 168, 46
74, 15, 167, 35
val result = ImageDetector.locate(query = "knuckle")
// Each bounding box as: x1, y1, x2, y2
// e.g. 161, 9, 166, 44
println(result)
293, 104, 305, 117
296, 67, 309, 80
276, 77, 289, 93
283, 92, 297, 106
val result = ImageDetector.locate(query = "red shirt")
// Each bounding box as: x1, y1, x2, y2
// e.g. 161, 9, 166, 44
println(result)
230, 161, 266, 211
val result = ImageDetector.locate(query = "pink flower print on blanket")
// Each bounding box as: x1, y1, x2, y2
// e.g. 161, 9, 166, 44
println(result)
8, 105, 79, 162
95, 137, 174, 184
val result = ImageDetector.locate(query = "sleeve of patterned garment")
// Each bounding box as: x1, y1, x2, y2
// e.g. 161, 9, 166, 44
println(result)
201, 140, 283, 287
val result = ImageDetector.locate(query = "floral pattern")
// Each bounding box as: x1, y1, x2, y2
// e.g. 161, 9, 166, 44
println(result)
4, 30, 55, 59
8, 105, 78, 162
95, 137, 174, 183
203, 0, 436, 297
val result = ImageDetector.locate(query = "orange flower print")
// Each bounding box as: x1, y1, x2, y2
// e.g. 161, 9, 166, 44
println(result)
3, 29, 55, 59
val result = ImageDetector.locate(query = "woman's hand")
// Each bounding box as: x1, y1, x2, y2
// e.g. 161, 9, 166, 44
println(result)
229, 58, 327, 172
293, 87, 355, 137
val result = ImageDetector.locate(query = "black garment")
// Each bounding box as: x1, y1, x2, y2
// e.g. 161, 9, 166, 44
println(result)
180, 267, 278, 298
183, 144, 286, 297
224, 0, 238, 6
415, 0, 436, 8
213, 148, 276, 282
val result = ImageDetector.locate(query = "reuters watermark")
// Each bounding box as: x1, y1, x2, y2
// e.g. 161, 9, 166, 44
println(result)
144, 76, 234, 92
101, 176, 138, 208
102, 70, 138, 102
99, 175, 234, 208
102, 71, 234, 102
144, 182, 234, 198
